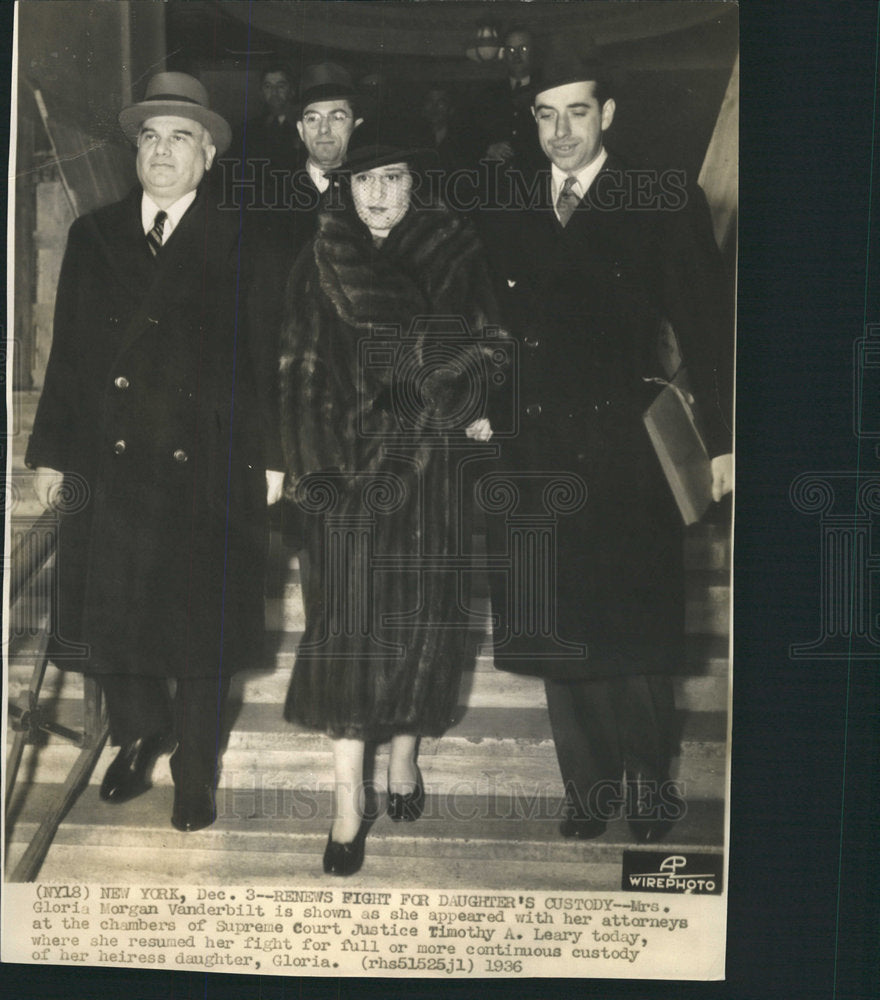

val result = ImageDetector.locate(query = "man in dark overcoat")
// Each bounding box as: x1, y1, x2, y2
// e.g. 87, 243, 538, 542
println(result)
242, 62, 363, 549
483, 55, 734, 843
26, 72, 276, 832
244, 59, 363, 360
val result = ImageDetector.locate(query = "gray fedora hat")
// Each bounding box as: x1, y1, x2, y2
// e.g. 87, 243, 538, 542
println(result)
118, 72, 232, 154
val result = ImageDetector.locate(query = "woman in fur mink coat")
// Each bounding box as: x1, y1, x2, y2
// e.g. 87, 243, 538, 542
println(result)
279, 127, 500, 874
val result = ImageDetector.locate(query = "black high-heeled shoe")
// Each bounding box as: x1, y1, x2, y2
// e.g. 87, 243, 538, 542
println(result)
387, 767, 425, 823
323, 825, 367, 876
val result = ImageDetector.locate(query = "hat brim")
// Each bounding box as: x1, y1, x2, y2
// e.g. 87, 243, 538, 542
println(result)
530, 61, 612, 106
118, 101, 232, 155
529, 75, 596, 104
334, 145, 436, 175
295, 84, 358, 117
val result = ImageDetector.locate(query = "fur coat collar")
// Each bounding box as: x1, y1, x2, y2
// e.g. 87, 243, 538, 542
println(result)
313, 203, 491, 331
280, 201, 500, 485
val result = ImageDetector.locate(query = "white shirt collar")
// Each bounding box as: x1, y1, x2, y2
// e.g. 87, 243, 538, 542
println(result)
306, 159, 329, 194
550, 147, 608, 215
141, 189, 197, 239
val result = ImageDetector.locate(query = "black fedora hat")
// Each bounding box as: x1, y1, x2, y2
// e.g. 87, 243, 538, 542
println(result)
296, 61, 358, 115
119, 72, 231, 154
528, 46, 611, 103
335, 117, 435, 175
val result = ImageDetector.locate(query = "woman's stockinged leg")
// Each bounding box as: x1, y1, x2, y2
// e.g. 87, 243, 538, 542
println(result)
387, 733, 425, 823
388, 733, 419, 795
331, 737, 365, 844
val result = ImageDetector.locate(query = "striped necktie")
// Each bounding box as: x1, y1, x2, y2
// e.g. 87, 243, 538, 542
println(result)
556, 176, 579, 227
146, 210, 167, 257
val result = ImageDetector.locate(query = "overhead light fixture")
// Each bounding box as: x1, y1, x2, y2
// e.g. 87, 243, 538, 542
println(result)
466, 24, 502, 63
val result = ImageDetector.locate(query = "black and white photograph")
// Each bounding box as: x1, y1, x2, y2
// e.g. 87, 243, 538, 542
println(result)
5, 0, 738, 982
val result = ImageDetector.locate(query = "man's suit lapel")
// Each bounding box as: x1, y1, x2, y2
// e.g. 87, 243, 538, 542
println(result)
90, 188, 154, 297
110, 188, 237, 363
536, 153, 621, 239
528, 171, 561, 240
537, 168, 599, 237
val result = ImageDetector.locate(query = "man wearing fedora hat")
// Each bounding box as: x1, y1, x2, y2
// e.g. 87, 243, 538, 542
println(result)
242, 62, 363, 553
483, 52, 733, 844
290, 62, 363, 245
26, 72, 277, 832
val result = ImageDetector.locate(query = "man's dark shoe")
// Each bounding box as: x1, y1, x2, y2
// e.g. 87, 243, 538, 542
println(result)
559, 816, 607, 840
169, 748, 217, 832
626, 768, 679, 844
171, 782, 216, 832
99, 730, 172, 804
628, 817, 676, 844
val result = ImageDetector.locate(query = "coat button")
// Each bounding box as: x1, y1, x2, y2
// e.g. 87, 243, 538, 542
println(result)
114, 376, 130, 390
525, 403, 542, 417
113, 440, 126, 455
172, 449, 189, 464
523, 336, 541, 348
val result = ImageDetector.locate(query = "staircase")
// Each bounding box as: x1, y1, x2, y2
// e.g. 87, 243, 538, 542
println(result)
6, 493, 731, 889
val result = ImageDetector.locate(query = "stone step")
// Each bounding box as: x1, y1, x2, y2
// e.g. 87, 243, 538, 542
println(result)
684, 523, 732, 571
231, 669, 727, 713
262, 630, 729, 676
7, 652, 729, 714
232, 664, 729, 713
7, 704, 728, 800
6, 785, 724, 889
684, 574, 730, 635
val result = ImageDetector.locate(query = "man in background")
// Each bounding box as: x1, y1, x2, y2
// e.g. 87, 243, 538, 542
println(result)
221, 63, 302, 212
481, 25, 545, 179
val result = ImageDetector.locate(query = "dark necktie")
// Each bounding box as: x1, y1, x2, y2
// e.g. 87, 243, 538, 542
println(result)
146, 210, 167, 257
556, 176, 579, 227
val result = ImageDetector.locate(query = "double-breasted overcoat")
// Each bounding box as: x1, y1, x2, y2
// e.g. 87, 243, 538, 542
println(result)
26, 186, 269, 679
483, 156, 733, 681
